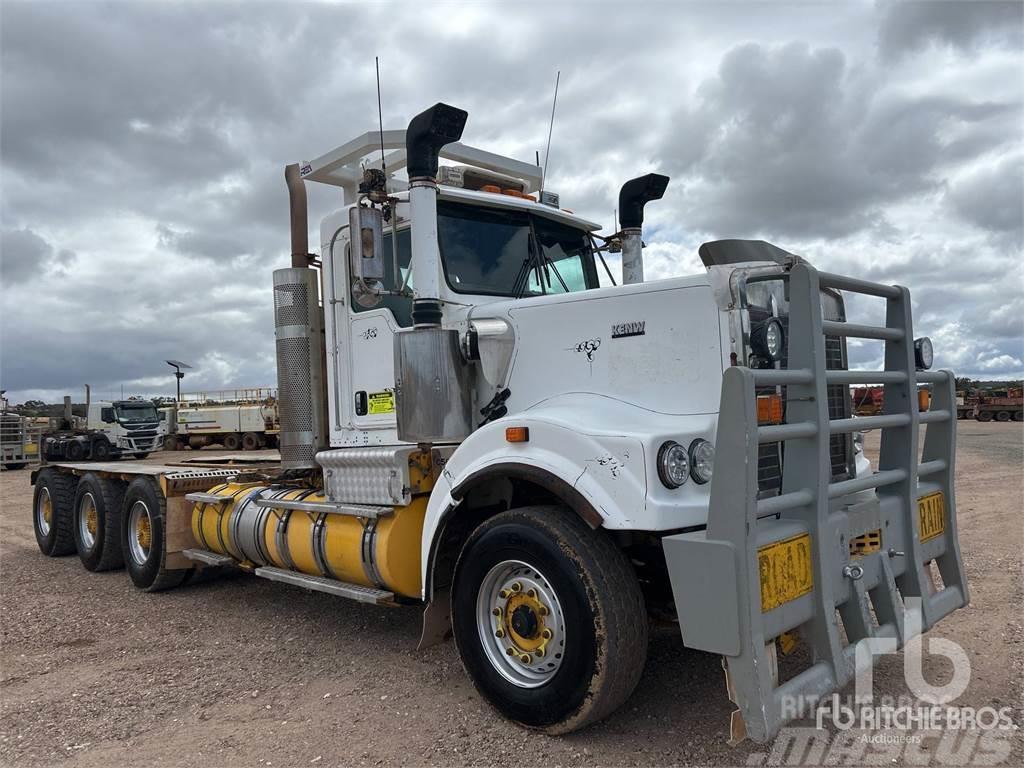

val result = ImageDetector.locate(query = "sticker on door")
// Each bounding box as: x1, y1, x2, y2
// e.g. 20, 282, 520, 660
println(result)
368, 391, 395, 415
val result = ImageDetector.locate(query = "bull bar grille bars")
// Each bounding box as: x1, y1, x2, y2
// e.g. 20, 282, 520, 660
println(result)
663, 262, 969, 743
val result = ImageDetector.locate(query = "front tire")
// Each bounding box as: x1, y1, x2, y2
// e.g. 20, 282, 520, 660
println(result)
73, 473, 125, 572
33, 468, 77, 556
452, 506, 647, 734
121, 477, 192, 592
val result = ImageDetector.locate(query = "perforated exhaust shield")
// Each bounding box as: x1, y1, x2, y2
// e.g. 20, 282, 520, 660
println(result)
273, 268, 327, 468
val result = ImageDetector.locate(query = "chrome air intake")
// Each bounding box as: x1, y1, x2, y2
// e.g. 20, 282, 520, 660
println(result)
273, 267, 327, 468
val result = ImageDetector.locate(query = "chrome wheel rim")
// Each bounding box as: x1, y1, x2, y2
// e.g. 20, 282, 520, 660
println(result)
127, 500, 153, 565
78, 492, 98, 551
36, 487, 53, 537
476, 559, 566, 688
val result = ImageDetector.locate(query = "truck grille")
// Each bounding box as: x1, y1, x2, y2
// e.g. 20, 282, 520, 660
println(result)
754, 293, 852, 495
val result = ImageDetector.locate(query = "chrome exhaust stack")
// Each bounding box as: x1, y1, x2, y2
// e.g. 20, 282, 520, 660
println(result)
618, 173, 669, 285
395, 103, 474, 444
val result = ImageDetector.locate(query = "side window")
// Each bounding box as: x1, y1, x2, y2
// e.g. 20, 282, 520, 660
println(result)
352, 227, 413, 327
100, 407, 115, 422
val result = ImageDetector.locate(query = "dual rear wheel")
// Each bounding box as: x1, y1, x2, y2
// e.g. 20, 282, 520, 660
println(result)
33, 470, 191, 591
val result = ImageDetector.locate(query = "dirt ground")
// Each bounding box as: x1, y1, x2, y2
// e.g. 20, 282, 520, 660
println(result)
1, 421, 1021, 767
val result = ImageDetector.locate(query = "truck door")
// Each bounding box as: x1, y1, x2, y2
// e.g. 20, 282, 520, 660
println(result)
346, 227, 412, 431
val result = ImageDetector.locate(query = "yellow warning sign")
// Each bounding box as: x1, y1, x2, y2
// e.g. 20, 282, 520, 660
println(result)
368, 391, 395, 415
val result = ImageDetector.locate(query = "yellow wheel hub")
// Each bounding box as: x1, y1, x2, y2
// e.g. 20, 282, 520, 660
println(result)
499, 590, 551, 656
136, 516, 152, 551
86, 507, 98, 536
42, 496, 53, 525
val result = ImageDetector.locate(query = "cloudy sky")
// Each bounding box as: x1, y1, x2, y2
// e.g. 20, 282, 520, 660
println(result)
1, 0, 1021, 404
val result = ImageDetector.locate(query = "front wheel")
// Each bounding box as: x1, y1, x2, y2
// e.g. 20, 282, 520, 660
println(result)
452, 506, 647, 734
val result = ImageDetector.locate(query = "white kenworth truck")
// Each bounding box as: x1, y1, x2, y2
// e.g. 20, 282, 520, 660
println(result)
30, 104, 967, 743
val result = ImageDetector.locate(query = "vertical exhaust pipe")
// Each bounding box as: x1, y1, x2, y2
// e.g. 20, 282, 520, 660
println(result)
405, 103, 468, 326
285, 163, 311, 269
618, 174, 670, 285
63, 396, 72, 426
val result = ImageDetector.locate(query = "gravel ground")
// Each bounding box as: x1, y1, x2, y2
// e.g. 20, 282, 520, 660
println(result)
1, 421, 1021, 767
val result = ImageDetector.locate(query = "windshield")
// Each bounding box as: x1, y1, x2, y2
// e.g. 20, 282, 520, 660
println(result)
116, 404, 158, 423
437, 201, 598, 297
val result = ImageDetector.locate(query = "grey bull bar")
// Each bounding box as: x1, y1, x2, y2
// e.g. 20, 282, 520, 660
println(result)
663, 262, 969, 743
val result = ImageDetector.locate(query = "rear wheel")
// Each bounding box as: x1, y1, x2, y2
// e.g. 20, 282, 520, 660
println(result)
121, 477, 192, 592
1013, 412, 1023, 422
452, 506, 647, 734
241, 432, 260, 451
222, 433, 241, 451
995, 411, 1011, 422
33, 468, 77, 556
67, 441, 85, 460
92, 438, 111, 461
73, 473, 126, 571
977, 411, 994, 422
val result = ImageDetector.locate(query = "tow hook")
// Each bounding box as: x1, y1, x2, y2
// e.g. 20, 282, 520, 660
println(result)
842, 564, 865, 581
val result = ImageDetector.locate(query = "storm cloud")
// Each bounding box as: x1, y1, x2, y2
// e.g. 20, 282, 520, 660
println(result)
1, 0, 1021, 403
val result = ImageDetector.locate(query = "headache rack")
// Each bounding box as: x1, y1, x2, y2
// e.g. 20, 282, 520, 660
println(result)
664, 262, 968, 743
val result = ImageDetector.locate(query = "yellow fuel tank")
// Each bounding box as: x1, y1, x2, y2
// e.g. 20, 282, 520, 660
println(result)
191, 484, 426, 598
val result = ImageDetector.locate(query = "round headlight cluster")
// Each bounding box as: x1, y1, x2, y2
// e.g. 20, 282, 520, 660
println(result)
914, 337, 933, 370
657, 441, 689, 488
658, 439, 715, 488
751, 318, 785, 362
688, 439, 714, 484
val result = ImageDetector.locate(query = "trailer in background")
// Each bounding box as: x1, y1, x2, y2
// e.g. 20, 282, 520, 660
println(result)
160, 388, 280, 451
1, 407, 43, 470
971, 388, 1023, 422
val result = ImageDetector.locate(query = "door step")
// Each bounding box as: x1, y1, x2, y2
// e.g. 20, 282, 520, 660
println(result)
254, 566, 395, 605
182, 548, 236, 567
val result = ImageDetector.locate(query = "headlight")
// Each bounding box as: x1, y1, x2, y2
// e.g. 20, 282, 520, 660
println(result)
751, 318, 785, 362
914, 337, 933, 370
657, 441, 689, 488
688, 439, 714, 484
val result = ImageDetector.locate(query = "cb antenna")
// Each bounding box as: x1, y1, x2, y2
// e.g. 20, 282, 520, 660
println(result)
375, 56, 386, 173
540, 70, 560, 194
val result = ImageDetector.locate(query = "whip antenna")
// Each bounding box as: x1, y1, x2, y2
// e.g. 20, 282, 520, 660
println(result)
540, 70, 560, 193
376, 56, 386, 173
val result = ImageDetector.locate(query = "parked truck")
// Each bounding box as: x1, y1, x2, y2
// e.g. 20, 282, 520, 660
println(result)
971, 387, 1023, 422
42, 393, 162, 461
29, 104, 967, 744
159, 389, 280, 451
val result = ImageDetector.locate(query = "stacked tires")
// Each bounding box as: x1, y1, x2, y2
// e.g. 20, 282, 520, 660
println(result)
32, 468, 192, 591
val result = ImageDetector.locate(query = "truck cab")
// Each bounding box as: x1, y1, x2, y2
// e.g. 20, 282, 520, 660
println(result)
87, 400, 161, 457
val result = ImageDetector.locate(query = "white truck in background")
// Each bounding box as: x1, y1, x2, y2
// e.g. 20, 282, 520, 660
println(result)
159, 389, 280, 451
42, 395, 161, 461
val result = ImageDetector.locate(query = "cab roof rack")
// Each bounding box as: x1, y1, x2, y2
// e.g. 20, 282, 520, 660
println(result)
298, 129, 543, 204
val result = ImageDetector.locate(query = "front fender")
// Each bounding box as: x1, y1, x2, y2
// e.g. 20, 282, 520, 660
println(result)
420, 412, 647, 599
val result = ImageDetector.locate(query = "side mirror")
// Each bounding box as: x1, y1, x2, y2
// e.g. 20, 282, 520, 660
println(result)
101, 407, 115, 423
350, 206, 385, 283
